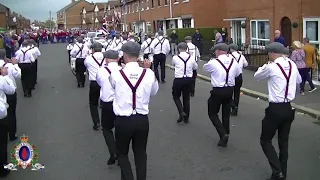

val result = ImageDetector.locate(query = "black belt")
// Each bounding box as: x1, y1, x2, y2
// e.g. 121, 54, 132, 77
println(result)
269, 102, 291, 104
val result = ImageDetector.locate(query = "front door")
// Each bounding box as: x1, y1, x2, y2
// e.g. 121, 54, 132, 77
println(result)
280, 17, 292, 47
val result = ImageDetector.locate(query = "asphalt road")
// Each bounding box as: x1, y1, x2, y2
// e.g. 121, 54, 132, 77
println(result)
5, 43, 320, 180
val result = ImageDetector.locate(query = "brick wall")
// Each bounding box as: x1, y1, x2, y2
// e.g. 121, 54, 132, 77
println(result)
0, 13, 6, 28
65, 0, 92, 29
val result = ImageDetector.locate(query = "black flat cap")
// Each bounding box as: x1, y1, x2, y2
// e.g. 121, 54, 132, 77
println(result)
265, 42, 284, 54
212, 43, 229, 52
184, 36, 192, 41
229, 43, 239, 51
103, 50, 119, 59
121, 41, 141, 57
177, 42, 188, 50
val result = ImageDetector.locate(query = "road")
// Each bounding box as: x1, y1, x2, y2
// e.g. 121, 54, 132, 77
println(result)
5, 43, 320, 180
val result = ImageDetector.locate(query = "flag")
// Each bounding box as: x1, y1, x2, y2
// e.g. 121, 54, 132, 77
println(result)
12, 17, 16, 23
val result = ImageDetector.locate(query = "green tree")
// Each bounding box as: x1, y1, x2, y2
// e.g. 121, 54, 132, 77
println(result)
44, 19, 55, 29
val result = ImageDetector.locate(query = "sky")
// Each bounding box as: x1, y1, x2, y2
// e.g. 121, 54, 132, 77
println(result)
0, 0, 107, 21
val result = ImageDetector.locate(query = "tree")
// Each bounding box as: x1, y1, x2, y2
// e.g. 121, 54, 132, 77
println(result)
44, 19, 55, 29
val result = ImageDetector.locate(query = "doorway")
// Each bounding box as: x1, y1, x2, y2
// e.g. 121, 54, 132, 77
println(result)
280, 17, 292, 47
230, 20, 245, 46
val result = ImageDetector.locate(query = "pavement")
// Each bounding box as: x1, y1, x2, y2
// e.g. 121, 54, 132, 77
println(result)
4, 43, 320, 180
166, 56, 320, 120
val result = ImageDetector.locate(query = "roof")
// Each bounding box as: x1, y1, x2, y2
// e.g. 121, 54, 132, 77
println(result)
57, 0, 86, 13
95, 2, 107, 10
0, 3, 9, 13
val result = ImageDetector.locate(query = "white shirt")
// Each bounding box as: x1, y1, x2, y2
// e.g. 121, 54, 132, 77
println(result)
254, 57, 302, 103
150, 36, 170, 55
104, 40, 113, 51
230, 51, 248, 73
113, 40, 128, 58
110, 62, 159, 116
128, 38, 135, 42
203, 54, 241, 87
111, 39, 123, 50
141, 38, 153, 55
15, 47, 35, 63
70, 42, 90, 59
0, 75, 16, 118
67, 44, 74, 51
84, 52, 105, 81
187, 42, 200, 62
29, 45, 41, 60
0, 60, 21, 88
96, 62, 122, 102
172, 52, 198, 78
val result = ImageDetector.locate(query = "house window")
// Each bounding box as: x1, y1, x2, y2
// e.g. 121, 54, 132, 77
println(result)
165, 0, 168, 5
151, 0, 154, 8
146, 0, 149, 9
128, 5, 131, 13
141, 0, 144, 11
303, 18, 320, 50
250, 20, 270, 46
182, 19, 191, 28
136, 3, 139, 12
158, 0, 161, 6
174, 0, 179, 3
146, 22, 152, 33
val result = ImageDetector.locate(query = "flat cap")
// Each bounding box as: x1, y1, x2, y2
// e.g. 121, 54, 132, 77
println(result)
103, 50, 119, 59
229, 43, 239, 51
91, 42, 103, 49
212, 43, 229, 52
283, 47, 290, 55
121, 41, 141, 57
184, 36, 192, 41
177, 42, 188, 50
265, 42, 284, 54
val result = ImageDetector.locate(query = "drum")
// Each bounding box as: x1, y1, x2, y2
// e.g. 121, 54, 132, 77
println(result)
70, 57, 76, 76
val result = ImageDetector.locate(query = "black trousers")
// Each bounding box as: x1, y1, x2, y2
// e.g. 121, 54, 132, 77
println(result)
115, 114, 149, 180
31, 59, 38, 88
260, 102, 295, 178
191, 70, 197, 94
172, 78, 192, 119
5, 48, 11, 59
0, 118, 8, 174
231, 74, 243, 108
101, 101, 116, 156
19, 63, 33, 95
75, 58, 86, 86
68, 50, 71, 64
153, 53, 166, 82
207, 87, 233, 138
143, 54, 153, 70
89, 81, 101, 125
6, 92, 17, 138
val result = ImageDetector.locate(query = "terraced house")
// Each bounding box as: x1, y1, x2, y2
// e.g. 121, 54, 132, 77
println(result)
0, 3, 10, 30
224, 0, 320, 50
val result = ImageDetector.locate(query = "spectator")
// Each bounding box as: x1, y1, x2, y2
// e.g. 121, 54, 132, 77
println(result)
169, 30, 178, 56
303, 37, 317, 91
213, 30, 223, 44
221, 28, 228, 43
192, 29, 203, 53
274, 30, 285, 46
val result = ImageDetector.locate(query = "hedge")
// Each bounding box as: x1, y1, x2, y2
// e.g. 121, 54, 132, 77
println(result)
166, 27, 222, 42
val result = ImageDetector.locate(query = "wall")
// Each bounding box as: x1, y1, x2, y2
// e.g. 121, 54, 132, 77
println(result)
65, 0, 92, 29
0, 13, 6, 28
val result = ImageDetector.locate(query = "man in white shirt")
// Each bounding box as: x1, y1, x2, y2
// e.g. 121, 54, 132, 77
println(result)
185, 36, 200, 97
109, 42, 158, 180
67, 39, 74, 64
111, 34, 123, 50
140, 33, 153, 70
0, 65, 17, 178
254, 42, 301, 180
28, 40, 41, 90
150, 30, 170, 83
228, 43, 248, 116
113, 35, 128, 66
103, 35, 113, 52
127, 34, 136, 42
15, 41, 35, 97
172, 42, 198, 124
70, 37, 90, 88
84, 42, 105, 130
96, 50, 122, 165
0, 49, 21, 141
203, 43, 241, 147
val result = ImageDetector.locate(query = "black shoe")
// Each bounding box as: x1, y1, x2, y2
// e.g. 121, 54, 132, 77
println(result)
24, 93, 28, 97
177, 112, 186, 123
231, 107, 238, 116
266, 173, 285, 180
0, 170, 10, 178
27, 94, 32, 97
32, 87, 35, 90
161, 80, 165, 84
9, 134, 18, 141
107, 155, 116, 165
217, 135, 229, 147
93, 124, 100, 130
77, 83, 80, 88
190, 93, 194, 97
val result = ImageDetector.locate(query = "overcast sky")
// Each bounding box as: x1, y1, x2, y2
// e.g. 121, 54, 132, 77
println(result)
1, 0, 106, 21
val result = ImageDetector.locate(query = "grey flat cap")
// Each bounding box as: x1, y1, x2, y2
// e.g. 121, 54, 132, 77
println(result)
103, 50, 119, 59
184, 36, 192, 41
77, 37, 84, 43
229, 43, 239, 51
212, 43, 229, 52
177, 42, 188, 50
92, 42, 103, 49
283, 47, 290, 55
121, 41, 141, 57
265, 42, 284, 54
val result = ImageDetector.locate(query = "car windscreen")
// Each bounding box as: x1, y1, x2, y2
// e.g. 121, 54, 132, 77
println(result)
87, 32, 96, 38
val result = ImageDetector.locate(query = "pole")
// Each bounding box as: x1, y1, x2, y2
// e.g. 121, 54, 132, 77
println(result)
49, 11, 52, 31
123, 5, 127, 32
169, 0, 172, 18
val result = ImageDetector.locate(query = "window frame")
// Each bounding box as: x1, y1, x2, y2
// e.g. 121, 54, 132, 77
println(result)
250, 19, 270, 47
303, 17, 320, 51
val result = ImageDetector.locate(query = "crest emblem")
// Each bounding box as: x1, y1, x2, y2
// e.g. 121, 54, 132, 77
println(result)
4, 134, 45, 171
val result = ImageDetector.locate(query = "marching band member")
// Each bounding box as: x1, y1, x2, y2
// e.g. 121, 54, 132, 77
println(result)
128, 34, 136, 42
185, 36, 200, 97
84, 42, 106, 130
111, 34, 123, 50
113, 35, 128, 66
96, 50, 122, 165
0, 49, 21, 141
0, 63, 16, 178
229, 44, 248, 116
15, 41, 35, 97
29, 40, 41, 89
172, 42, 198, 124
103, 35, 113, 52
150, 30, 170, 83
254, 42, 301, 180
109, 42, 158, 180
70, 37, 90, 88
203, 43, 241, 147
140, 33, 153, 69
67, 39, 74, 64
